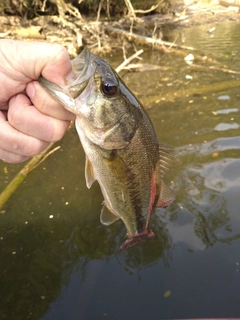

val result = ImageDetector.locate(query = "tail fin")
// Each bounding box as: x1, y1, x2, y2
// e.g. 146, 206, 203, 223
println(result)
119, 229, 156, 251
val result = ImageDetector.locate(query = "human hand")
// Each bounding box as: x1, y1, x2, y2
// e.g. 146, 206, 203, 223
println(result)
0, 39, 76, 164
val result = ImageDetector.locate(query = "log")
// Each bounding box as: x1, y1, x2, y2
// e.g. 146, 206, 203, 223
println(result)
105, 26, 219, 64
105, 26, 196, 51
220, 0, 240, 8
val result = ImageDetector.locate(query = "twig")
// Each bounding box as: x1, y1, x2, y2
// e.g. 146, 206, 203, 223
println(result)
124, 0, 164, 17
134, 0, 164, 13
0, 30, 11, 38
0, 144, 60, 210
106, 0, 110, 19
119, 63, 164, 72
124, 0, 136, 18
190, 63, 240, 75
41, 0, 47, 11
116, 49, 144, 73
96, 0, 103, 22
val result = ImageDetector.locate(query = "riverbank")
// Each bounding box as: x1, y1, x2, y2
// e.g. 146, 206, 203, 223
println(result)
0, 0, 240, 57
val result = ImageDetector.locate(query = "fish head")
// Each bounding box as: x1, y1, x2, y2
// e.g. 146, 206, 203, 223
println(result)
39, 48, 142, 149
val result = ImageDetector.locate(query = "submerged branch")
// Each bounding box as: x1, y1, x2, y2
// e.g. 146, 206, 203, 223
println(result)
105, 26, 220, 64
0, 143, 60, 210
189, 63, 240, 75
116, 49, 144, 73
105, 26, 196, 52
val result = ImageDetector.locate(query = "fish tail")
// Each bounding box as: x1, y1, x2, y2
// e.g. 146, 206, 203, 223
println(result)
119, 229, 156, 251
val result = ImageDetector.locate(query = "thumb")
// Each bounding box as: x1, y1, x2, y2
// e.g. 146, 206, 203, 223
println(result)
40, 44, 72, 85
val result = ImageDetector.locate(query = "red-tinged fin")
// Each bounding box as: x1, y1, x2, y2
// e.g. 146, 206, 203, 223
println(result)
157, 180, 175, 208
119, 229, 156, 251
148, 166, 157, 218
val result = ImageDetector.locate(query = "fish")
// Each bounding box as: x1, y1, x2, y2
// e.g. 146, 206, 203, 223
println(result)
39, 48, 175, 250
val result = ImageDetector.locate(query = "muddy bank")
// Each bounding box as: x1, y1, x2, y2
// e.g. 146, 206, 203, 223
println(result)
0, 0, 240, 57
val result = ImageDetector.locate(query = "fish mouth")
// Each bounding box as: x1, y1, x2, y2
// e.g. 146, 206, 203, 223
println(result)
38, 47, 96, 110
66, 47, 96, 98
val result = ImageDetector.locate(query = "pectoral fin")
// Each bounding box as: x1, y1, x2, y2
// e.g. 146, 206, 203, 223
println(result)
157, 180, 175, 208
100, 203, 119, 226
85, 156, 96, 189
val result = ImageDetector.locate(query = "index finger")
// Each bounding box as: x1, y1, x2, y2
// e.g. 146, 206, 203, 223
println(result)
0, 40, 72, 85
26, 81, 76, 121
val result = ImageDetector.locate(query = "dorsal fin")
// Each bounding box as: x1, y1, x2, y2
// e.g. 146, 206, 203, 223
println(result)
85, 156, 96, 189
159, 143, 174, 179
100, 203, 119, 225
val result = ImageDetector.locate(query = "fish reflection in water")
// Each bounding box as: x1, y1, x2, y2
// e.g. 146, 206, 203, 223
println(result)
39, 48, 175, 250
169, 151, 240, 251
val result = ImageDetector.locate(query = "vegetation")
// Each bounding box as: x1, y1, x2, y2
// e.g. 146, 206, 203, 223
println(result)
0, 0, 170, 19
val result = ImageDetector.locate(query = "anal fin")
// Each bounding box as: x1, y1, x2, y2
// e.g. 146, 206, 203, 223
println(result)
100, 203, 119, 226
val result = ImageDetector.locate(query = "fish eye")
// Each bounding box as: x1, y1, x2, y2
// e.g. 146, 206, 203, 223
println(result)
101, 81, 118, 96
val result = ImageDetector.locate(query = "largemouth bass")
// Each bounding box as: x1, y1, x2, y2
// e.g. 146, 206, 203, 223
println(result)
39, 48, 175, 250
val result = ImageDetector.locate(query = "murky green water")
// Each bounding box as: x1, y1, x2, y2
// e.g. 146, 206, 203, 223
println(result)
1, 20, 240, 319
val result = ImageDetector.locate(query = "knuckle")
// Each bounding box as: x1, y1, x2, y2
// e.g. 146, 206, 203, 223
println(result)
35, 93, 47, 113
48, 120, 70, 142
1, 152, 29, 164
9, 155, 29, 164
21, 136, 49, 157
51, 44, 69, 66
7, 102, 19, 125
